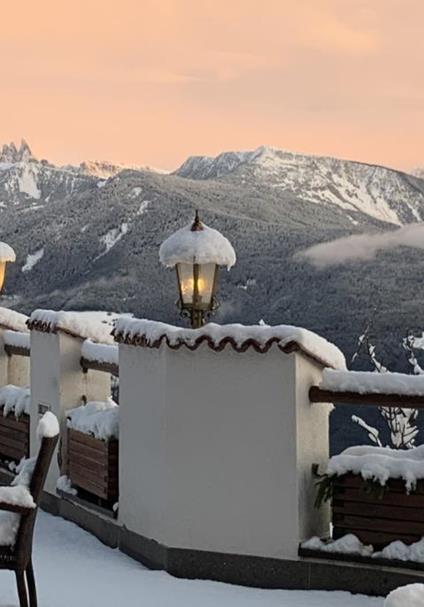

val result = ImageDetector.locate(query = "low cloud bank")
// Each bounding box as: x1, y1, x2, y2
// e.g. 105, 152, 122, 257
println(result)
295, 223, 424, 268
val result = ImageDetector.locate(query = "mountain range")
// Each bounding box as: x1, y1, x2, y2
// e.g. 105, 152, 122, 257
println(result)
1, 139, 424, 378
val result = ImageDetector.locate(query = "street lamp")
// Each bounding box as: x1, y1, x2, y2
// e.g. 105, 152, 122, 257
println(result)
159, 211, 236, 328
0, 242, 16, 291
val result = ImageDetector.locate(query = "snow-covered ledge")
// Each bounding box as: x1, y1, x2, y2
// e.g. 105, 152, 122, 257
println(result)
116, 318, 339, 560
28, 309, 112, 495
0, 308, 30, 388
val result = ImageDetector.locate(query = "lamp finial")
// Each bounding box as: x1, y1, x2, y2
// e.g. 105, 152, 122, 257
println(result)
191, 210, 204, 232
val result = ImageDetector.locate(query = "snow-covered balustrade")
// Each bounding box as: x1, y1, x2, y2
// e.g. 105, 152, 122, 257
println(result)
65, 399, 119, 505
311, 445, 424, 552
28, 309, 113, 495
310, 368, 424, 407
114, 317, 341, 566
0, 385, 30, 464
80, 339, 119, 377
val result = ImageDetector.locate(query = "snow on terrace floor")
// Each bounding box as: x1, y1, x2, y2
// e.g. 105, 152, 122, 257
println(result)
0, 512, 381, 607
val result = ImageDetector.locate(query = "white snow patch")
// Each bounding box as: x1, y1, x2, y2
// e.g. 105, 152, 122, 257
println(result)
98, 223, 128, 257
67, 398, 119, 441
0, 307, 28, 332
81, 339, 118, 365
159, 220, 236, 269
56, 475, 77, 496
129, 186, 142, 198
301, 534, 373, 558
385, 584, 424, 607
374, 537, 424, 562
321, 368, 424, 396
0, 385, 30, 418
326, 445, 424, 491
114, 318, 346, 370
29, 309, 115, 344
0, 485, 35, 509
37, 411, 59, 439
18, 164, 41, 199
22, 247, 44, 272
137, 200, 150, 214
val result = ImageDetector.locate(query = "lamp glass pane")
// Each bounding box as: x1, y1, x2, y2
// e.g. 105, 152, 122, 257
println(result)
0, 262, 6, 291
177, 262, 216, 307
196, 263, 216, 307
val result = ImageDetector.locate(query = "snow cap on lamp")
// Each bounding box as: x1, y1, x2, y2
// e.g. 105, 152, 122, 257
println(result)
159, 210, 236, 270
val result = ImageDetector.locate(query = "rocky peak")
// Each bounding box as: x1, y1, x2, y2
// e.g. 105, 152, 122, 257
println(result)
0, 139, 35, 163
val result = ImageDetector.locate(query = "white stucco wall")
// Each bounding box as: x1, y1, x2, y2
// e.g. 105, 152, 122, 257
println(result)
30, 330, 111, 494
119, 342, 329, 560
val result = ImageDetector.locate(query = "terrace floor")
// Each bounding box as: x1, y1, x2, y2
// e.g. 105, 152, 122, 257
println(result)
0, 511, 382, 607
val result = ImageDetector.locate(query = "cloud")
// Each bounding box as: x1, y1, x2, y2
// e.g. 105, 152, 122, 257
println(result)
295, 223, 424, 268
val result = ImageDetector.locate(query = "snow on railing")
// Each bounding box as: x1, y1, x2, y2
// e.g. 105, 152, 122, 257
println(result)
3, 330, 30, 356
67, 399, 119, 441
0, 385, 30, 418
80, 339, 119, 376
0, 307, 28, 333
320, 368, 424, 396
27, 309, 114, 344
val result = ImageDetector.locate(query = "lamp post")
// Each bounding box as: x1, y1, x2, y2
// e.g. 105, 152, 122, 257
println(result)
0, 242, 16, 292
159, 211, 236, 328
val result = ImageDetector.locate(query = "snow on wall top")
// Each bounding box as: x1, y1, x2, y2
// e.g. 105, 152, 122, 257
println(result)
81, 339, 119, 366
0, 242, 16, 263
159, 216, 236, 269
27, 309, 114, 344
113, 318, 346, 369
0, 307, 28, 332
326, 445, 424, 491
321, 368, 424, 396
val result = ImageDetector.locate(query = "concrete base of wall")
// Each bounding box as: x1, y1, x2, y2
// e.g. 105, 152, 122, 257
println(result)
39, 490, 424, 597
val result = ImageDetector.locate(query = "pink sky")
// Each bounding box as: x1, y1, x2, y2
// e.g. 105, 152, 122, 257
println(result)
1, 0, 422, 171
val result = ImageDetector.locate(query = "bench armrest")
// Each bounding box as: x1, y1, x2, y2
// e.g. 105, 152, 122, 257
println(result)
0, 501, 34, 515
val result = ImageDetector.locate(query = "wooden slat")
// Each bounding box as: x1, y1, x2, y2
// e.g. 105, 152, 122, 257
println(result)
310, 386, 424, 408
0, 434, 29, 452
69, 472, 108, 500
334, 474, 424, 495
0, 414, 29, 431
333, 501, 424, 523
80, 357, 119, 377
67, 451, 109, 474
69, 462, 108, 484
68, 429, 109, 452
333, 512, 424, 535
0, 442, 27, 460
334, 487, 424, 508
333, 526, 420, 547
0, 425, 29, 442
68, 444, 118, 468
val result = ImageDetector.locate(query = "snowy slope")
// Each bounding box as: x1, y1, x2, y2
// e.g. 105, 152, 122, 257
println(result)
176, 146, 424, 225
0, 511, 381, 607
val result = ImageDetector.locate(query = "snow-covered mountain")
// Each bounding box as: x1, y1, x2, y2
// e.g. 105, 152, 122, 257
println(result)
0, 140, 169, 207
0, 140, 97, 207
176, 146, 424, 226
